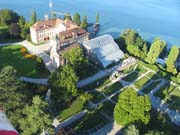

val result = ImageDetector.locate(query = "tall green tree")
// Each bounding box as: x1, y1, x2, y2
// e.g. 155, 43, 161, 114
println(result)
80, 16, 88, 29
64, 13, 72, 20
62, 46, 88, 79
166, 45, 179, 75
31, 11, 37, 24
8, 23, 20, 37
73, 13, 81, 26
48, 65, 78, 109
124, 124, 139, 135
145, 38, 166, 64
0, 66, 30, 128
120, 29, 147, 59
96, 13, 99, 24
19, 96, 51, 135
18, 16, 30, 39
62, 46, 87, 68
114, 88, 151, 126
0, 9, 19, 25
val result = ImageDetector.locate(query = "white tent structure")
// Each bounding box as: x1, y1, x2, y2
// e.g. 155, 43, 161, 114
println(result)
83, 34, 124, 68
0, 110, 19, 135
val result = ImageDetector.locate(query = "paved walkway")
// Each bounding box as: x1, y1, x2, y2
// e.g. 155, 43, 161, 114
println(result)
20, 77, 48, 85
90, 121, 122, 135
77, 63, 123, 88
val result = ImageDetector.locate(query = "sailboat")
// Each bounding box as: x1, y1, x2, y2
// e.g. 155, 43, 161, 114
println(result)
49, 0, 52, 8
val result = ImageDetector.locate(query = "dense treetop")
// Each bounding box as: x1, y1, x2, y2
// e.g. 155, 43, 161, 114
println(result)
48, 64, 78, 109
0, 9, 19, 25
166, 45, 179, 75
114, 88, 151, 126
19, 96, 52, 135
145, 38, 166, 64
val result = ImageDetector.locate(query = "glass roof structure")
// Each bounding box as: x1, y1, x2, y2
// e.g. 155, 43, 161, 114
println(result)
83, 34, 124, 68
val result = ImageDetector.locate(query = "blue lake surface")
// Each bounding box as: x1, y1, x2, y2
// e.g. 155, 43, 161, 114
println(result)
0, 0, 180, 46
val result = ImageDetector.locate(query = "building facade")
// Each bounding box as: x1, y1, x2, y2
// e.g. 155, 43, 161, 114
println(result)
30, 18, 89, 45
30, 18, 89, 69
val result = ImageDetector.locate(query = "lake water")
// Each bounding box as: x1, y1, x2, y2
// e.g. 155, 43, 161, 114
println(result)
0, 0, 180, 46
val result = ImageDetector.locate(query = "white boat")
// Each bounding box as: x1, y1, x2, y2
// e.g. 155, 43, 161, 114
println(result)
49, 0, 52, 8
0, 110, 19, 135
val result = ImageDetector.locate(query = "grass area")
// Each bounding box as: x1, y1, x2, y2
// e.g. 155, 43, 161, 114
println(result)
154, 82, 170, 99
146, 72, 162, 80
154, 82, 180, 110
134, 76, 151, 89
69, 110, 109, 132
111, 94, 119, 103
122, 71, 140, 82
142, 80, 161, 94
0, 45, 50, 77
0, 25, 8, 30
166, 88, 180, 110
136, 65, 147, 74
100, 101, 115, 117
139, 110, 179, 135
90, 91, 105, 104
80, 76, 110, 91
0, 38, 22, 43
78, 63, 99, 80
58, 98, 85, 122
103, 82, 123, 96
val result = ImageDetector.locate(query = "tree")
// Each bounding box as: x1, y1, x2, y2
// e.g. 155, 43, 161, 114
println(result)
145, 38, 166, 64
166, 46, 179, 75
120, 29, 147, 59
0, 9, 19, 25
124, 124, 139, 135
0, 66, 30, 128
9, 23, 20, 37
31, 11, 37, 24
114, 88, 151, 126
36, 57, 46, 72
19, 96, 51, 135
80, 16, 88, 29
96, 13, 99, 24
18, 16, 30, 39
62, 46, 87, 68
48, 65, 78, 109
62, 46, 88, 78
73, 13, 81, 26
64, 13, 72, 20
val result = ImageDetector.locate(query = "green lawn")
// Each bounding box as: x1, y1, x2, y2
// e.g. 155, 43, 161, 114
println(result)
154, 82, 172, 99
111, 94, 119, 103
122, 71, 140, 82
146, 72, 162, 80
142, 80, 161, 94
69, 110, 108, 132
100, 101, 115, 117
166, 88, 180, 110
90, 91, 105, 104
103, 82, 123, 96
134, 76, 151, 89
78, 64, 99, 80
80, 76, 110, 91
0, 45, 50, 77
58, 98, 85, 122
154, 82, 180, 110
